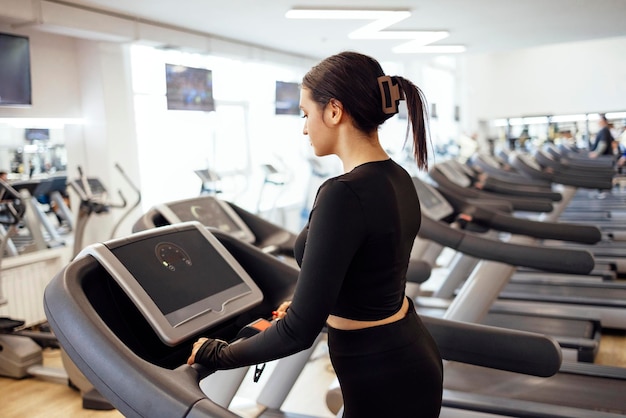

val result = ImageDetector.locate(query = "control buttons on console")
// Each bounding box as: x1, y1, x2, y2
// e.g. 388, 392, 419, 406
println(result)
155, 242, 192, 271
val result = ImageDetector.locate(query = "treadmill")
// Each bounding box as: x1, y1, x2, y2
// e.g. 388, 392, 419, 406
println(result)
47, 220, 626, 418
531, 148, 626, 227
407, 183, 626, 416
411, 176, 602, 362
430, 158, 626, 329
496, 153, 626, 320
430, 157, 620, 279
508, 151, 623, 224
505, 151, 626, 273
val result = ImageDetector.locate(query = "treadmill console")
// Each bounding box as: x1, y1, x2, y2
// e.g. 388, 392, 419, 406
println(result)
76, 221, 263, 345
435, 163, 471, 188
69, 177, 108, 202
155, 195, 256, 244
411, 176, 455, 221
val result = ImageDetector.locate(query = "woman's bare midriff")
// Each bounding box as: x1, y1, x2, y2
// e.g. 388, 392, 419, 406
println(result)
326, 296, 409, 330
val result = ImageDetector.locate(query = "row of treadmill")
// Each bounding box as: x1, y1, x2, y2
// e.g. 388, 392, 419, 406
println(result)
42, 142, 626, 418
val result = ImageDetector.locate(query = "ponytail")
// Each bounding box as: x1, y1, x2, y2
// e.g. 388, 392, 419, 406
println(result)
395, 76, 430, 171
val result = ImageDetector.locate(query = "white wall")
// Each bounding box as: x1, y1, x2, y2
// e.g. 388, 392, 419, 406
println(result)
463, 36, 626, 125
70, 40, 141, 244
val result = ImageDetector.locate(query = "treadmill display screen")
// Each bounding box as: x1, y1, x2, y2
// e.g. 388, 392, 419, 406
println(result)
69, 178, 107, 201
169, 198, 240, 235
412, 178, 442, 209
411, 177, 455, 221
99, 223, 263, 344
160, 196, 255, 243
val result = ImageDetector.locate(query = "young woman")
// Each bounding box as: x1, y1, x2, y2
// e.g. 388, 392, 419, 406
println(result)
188, 51, 443, 418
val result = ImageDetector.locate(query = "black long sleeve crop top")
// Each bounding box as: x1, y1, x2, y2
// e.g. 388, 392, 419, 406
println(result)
212, 159, 422, 370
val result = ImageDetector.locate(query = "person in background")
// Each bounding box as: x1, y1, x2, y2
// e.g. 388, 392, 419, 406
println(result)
187, 51, 443, 417
589, 114, 615, 158
0, 171, 7, 182
557, 129, 575, 144
615, 125, 626, 170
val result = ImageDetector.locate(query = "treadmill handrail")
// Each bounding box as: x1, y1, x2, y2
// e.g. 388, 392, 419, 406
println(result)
476, 175, 562, 201
475, 209, 601, 244
227, 201, 297, 253
534, 149, 615, 176
441, 194, 603, 244
432, 183, 602, 244
468, 153, 552, 187
422, 315, 562, 377
418, 216, 595, 275
44, 255, 240, 418
429, 165, 555, 213
509, 152, 614, 190
447, 158, 560, 200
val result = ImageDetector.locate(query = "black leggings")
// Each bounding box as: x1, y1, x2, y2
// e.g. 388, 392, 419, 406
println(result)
328, 298, 443, 418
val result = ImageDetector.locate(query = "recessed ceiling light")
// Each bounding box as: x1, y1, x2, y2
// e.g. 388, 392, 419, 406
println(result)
605, 111, 626, 119
393, 44, 467, 54
286, 8, 465, 54
285, 9, 410, 21
550, 114, 589, 122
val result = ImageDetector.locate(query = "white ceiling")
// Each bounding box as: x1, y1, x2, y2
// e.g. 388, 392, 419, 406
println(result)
21, 0, 626, 62
52, 0, 626, 60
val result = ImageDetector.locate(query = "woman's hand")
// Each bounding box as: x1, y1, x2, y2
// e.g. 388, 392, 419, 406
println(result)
187, 337, 227, 369
187, 337, 208, 365
272, 301, 291, 320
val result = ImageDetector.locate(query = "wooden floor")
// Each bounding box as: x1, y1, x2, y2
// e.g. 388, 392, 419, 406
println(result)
595, 330, 626, 366
0, 348, 123, 418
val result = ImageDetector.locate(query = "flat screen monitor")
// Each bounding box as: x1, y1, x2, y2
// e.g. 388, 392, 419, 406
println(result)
155, 196, 256, 244
275, 81, 300, 115
79, 222, 263, 345
25, 128, 50, 142
165, 64, 215, 112
0, 33, 32, 106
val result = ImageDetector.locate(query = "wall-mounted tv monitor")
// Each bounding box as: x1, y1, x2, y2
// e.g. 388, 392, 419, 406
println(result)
165, 64, 215, 112
0, 33, 32, 107
275, 81, 300, 115
25, 128, 50, 142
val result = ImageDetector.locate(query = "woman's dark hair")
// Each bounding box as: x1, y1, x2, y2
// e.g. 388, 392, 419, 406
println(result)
302, 51, 430, 170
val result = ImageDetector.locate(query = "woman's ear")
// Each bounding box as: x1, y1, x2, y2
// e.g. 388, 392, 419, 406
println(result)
327, 99, 344, 123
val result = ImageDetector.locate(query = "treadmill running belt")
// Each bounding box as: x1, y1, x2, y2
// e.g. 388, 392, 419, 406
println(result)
444, 363, 626, 414
500, 283, 626, 307
483, 313, 596, 339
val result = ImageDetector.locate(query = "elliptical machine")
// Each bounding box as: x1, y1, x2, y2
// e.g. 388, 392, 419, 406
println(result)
0, 178, 63, 381
69, 163, 141, 258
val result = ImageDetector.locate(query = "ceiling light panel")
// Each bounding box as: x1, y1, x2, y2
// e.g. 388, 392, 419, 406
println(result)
286, 8, 465, 54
